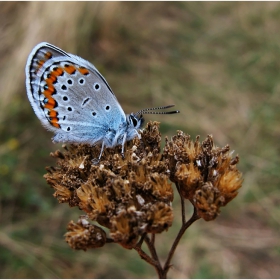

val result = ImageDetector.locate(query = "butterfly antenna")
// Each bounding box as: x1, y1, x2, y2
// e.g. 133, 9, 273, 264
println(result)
135, 105, 179, 116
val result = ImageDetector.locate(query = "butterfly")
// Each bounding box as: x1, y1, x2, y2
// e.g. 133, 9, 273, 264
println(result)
25, 42, 179, 161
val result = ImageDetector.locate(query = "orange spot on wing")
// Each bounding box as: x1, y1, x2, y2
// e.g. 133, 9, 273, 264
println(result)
52, 67, 64, 76
78, 67, 89, 75
64, 65, 76, 74
44, 97, 57, 109
43, 86, 55, 98
51, 121, 60, 128
47, 109, 60, 128
46, 74, 57, 84
50, 117, 59, 123
49, 110, 58, 118
44, 51, 52, 59
36, 60, 46, 73
38, 60, 45, 67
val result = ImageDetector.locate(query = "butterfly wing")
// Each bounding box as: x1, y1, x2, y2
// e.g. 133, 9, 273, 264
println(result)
25, 42, 127, 145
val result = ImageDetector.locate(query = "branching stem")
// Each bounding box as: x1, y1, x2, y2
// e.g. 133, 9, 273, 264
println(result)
133, 186, 200, 279
162, 207, 200, 277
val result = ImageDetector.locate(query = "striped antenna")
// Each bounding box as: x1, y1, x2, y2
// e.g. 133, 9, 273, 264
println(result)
135, 105, 179, 116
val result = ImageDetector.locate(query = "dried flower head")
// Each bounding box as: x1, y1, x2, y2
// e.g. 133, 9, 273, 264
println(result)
45, 122, 173, 249
45, 121, 243, 253
65, 216, 107, 250
163, 131, 243, 221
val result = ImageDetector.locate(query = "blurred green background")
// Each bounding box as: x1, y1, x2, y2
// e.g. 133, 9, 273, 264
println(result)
0, 2, 280, 278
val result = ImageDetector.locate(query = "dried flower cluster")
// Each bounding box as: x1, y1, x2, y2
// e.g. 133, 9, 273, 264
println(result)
163, 132, 243, 221
44, 121, 243, 252
45, 122, 173, 249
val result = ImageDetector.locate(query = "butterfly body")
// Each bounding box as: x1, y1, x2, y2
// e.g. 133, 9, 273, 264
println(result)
26, 42, 178, 159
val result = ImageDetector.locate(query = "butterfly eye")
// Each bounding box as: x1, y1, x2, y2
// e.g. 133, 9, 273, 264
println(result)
63, 96, 68, 101
93, 83, 100, 91
67, 107, 72, 111
105, 105, 110, 111
130, 115, 138, 127
92, 112, 97, 117
67, 127, 71, 131
67, 79, 73, 85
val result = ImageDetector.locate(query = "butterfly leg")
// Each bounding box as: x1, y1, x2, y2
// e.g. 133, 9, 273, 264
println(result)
92, 141, 105, 165
134, 129, 141, 139
121, 133, 127, 159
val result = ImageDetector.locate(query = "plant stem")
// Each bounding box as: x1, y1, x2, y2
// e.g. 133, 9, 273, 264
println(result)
162, 207, 200, 277
134, 234, 163, 278
145, 235, 160, 263
175, 183, 186, 224
133, 184, 200, 279
134, 243, 158, 267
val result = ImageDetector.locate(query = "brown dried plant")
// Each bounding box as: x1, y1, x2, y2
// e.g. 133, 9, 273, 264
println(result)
44, 121, 243, 278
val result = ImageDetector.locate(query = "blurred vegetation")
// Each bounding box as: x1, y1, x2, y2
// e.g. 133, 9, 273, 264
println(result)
0, 1, 280, 278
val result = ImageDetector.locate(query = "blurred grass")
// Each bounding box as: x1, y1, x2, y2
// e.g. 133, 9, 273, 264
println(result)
0, 1, 280, 278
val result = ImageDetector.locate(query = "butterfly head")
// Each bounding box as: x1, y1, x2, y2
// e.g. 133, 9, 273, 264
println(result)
126, 105, 179, 132
124, 104, 179, 143
127, 113, 145, 130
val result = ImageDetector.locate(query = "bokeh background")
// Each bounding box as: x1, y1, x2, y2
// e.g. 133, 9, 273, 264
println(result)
1, 2, 280, 278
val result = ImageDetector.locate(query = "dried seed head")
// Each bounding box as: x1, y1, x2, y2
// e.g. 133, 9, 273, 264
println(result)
110, 206, 144, 249
45, 122, 174, 249
45, 122, 243, 250
65, 217, 107, 250
163, 132, 243, 221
